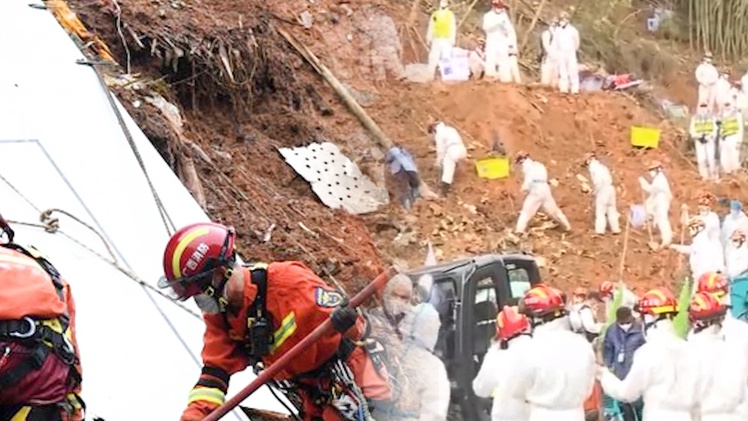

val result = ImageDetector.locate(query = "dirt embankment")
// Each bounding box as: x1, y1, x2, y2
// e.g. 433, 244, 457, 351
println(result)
68, 0, 748, 296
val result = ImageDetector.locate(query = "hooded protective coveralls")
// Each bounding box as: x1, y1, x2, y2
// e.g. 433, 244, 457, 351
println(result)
515, 155, 572, 233
670, 220, 725, 291
721, 201, 748, 248
540, 21, 558, 86
588, 157, 621, 234
690, 324, 748, 421
554, 17, 580, 94
718, 104, 744, 174
432, 122, 467, 188
726, 231, 748, 279
395, 303, 450, 421
638, 165, 673, 247
426, 1, 456, 79
689, 105, 719, 180
600, 317, 700, 421
568, 301, 602, 341
695, 57, 719, 112
695, 207, 721, 245
715, 74, 733, 112
482, 4, 517, 81
509, 317, 596, 421
473, 337, 533, 421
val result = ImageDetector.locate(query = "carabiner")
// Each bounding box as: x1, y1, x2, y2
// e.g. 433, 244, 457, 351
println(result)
9, 317, 36, 339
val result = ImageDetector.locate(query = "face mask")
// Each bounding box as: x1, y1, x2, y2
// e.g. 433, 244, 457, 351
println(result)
385, 298, 411, 318
732, 210, 741, 217
194, 293, 221, 314
618, 323, 632, 331
648, 170, 657, 178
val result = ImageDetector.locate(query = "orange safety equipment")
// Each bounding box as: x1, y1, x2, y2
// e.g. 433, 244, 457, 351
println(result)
520, 284, 565, 317
495, 305, 530, 342
599, 281, 614, 298
514, 150, 530, 165
688, 216, 705, 235
0, 243, 84, 421
688, 291, 727, 323
695, 272, 729, 297
731, 229, 746, 243
159, 222, 236, 301
635, 287, 678, 316
180, 261, 391, 421
698, 193, 714, 208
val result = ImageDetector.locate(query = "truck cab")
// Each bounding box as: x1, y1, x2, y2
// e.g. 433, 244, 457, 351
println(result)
404, 253, 542, 421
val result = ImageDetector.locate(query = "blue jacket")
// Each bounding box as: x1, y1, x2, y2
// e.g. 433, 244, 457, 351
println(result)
602, 322, 646, 379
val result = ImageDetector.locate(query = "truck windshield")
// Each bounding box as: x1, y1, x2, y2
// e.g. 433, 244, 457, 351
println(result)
507, 267, 532, 298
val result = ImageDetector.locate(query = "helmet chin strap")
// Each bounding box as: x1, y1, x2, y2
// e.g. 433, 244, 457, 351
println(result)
202, 265, 234, 313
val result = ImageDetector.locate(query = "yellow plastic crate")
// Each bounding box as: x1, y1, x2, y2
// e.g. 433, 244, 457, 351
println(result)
630, 126, 661, 149
475, 156, 510, 180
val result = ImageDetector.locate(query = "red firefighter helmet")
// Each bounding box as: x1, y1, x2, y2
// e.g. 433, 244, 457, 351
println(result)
635, 287, 678, 316
689, 291, 727, 322
496, 305, 530, 341
158, 222, 237, 301
695, 272, 729, 297
697, 193, 714, 208
599, 281, 614, 298
520, 285, 565, 317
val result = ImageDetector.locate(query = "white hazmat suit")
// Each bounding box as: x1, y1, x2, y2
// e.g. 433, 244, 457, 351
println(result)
721, 312, 748, 419
639, 170, 673, 247
726, 238, 748, 279
568, 302, 602, 339
695, 60, 719, 112
508, 317, 596, 421
540, 24, 558, 86
433, 122, 467, 187
721, 205, 748, 247
398, 303, 450, 421
482, 7, 517, 81
600, 318, 700, 421
718, 105, 744, 174
473, 335, 533, 421
588, 158, 621, 234
715, 74, 733, 111
515, 158, 571, 233
670, 229, 725, 287
689, 108, 718, 180
554, 21, 580, 94
426, 3, 456, 80
689, 324, 748, 421
697, 209, 721, 244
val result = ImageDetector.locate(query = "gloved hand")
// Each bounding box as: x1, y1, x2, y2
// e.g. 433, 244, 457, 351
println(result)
331, 305, 358, 333
331, 392, 359, 420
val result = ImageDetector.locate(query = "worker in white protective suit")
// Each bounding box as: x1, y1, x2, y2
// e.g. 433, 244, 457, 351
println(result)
508, 285, 596, 421
695, 272, 748, 420
468, 37, 487, 79
554, 12, 581, 94
368, 273, 415, 346
638, 161, 673, 248
598, 287, 700, 421
742, 70, 748, 98
397, 303, 450, 421
482, 0, 518, 82
567, 287, 602, 342
689, 103, 719, 180
695, 193, 721, 243
687, 291, 748, 421
428, 121, 467, 196
473, 305, 533, 421
514, 151, 572, 233
718, 101, 744, 174
721, 200, 748, 248
539, 18, 558, 86
426, 0, 456, 80
583, 152, 621, 234
715, 70, 733, 113
669, 217, 725, 288
695, 53, 719, 113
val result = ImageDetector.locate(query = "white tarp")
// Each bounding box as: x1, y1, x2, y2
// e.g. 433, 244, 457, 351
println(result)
0, 1, 290, 419
279, 142, 388, 214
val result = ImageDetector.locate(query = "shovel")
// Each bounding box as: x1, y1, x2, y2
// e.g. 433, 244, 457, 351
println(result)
630, 203, 659, 251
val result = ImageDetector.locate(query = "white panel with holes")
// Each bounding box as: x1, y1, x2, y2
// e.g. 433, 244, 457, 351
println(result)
279, 142, 389, 214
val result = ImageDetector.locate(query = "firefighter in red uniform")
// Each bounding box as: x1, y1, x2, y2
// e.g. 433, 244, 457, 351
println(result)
157, 222, 392, 421
0, 214, 84, 421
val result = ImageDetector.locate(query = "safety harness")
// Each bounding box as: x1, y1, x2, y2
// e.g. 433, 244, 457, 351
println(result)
0, 243, 85, 415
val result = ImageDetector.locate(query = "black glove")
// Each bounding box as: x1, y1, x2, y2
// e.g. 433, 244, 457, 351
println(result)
331, 304, 358, 333
698, 136, 707, 144
0, 214, 14, 243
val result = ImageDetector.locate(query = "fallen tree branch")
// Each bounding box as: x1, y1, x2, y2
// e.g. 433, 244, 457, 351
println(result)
519, 0, 548, 51
457, 0, 480, 31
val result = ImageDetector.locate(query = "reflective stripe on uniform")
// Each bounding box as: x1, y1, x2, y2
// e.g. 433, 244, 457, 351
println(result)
171, 227, 210, 279
9, 407, 32, 421
722, 117, 740, 136
269, 312, 297, 354
693, 120, 714, 135
432, 10, 454, 39
188, 386, 226, 406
